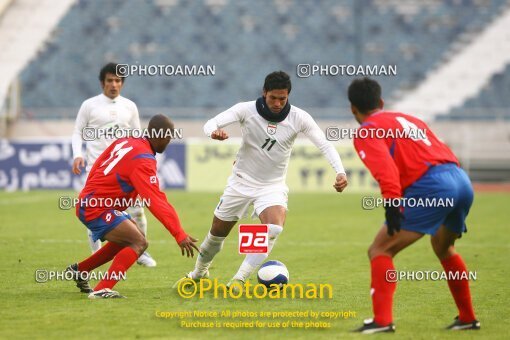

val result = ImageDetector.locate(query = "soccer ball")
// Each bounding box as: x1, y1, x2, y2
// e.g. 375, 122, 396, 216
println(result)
257, 260, 289, 289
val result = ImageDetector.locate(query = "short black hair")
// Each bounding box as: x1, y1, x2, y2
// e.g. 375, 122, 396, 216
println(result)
99, 63, 124, 83
148, 114, 174, 137
263, 71, 291, 93
347, 77, 382, 114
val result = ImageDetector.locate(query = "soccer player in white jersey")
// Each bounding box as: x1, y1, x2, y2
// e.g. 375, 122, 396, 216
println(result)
175, 71, 348, 289
71, 63, 156, 267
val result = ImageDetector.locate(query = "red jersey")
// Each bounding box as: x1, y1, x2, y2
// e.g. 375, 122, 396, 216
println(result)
353, 111, 459, 199
77, 137, 187, 244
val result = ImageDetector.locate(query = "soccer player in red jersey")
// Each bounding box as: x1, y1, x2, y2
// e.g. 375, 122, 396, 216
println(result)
66, 114, 199, 298
348, 78, 479, 333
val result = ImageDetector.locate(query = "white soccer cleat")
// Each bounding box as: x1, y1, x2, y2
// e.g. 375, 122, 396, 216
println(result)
88, 288, 125, 299
172, 271, 209, 289
227, 278, 245, 295
137, 251, 157, 267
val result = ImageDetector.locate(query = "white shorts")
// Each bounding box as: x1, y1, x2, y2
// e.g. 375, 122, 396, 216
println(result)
214, 175, 289, 221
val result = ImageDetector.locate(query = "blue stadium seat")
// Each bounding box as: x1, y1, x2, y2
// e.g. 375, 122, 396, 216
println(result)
19, 0, 508, 119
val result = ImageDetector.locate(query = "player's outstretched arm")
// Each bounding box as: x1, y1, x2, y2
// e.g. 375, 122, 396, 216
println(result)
384, 205, 403, 236
179, 236, 200, 257
300, 113, 348, 191
129, 160, 199, 255
210, 129, 229, 140
353, 129, 401, 199
72, 157, 85, 175
203, 102, 247, 139
71, 101, 89, 173
333, 173, 348, 192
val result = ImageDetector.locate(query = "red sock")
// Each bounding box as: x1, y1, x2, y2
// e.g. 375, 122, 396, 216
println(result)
77, 242, 124, 272
94, 247, 139, 291
441, 253, 476, 323
371, 255, 396, 326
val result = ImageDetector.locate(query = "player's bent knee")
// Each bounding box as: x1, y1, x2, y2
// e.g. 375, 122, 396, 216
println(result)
210, 217, 236, 237
368, 243, 396, 259
368, 244, 383, 259
130, 237, 148, 255
140, 238, 149, 252
368, 247, 383, 260
432, 243, 456, 260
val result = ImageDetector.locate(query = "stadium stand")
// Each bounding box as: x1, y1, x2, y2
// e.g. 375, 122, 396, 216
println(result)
0, 0, 74, 135
18, 0, 509, 119
449, 63, 510, 118
2, 0, 510, 182
393, 5, 510, 119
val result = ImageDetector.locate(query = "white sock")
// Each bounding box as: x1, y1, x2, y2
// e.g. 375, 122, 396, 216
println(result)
233, 224, 283, 281
87, 229, 101, 253
127, 206, 147, 236
191, 232, 225, 279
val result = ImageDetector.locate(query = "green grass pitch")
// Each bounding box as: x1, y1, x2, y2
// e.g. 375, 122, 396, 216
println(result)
0, 191, 508, 339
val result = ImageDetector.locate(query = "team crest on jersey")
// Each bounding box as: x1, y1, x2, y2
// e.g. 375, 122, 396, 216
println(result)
103, 213, 113, 223
150, 176, 157, 184
267, 123, 277, 135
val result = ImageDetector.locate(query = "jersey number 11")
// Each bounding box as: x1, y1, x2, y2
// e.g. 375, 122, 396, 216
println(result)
261, 138, 276, 151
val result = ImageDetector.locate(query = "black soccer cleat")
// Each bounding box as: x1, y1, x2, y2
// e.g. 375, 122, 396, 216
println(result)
65, 263, 93, 293
354, 318, 396, 334
446, 316, 480, 330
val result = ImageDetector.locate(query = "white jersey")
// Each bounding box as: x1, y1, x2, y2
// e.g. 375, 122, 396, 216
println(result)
203, 101, 345, 186
72, 93, 141, 171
